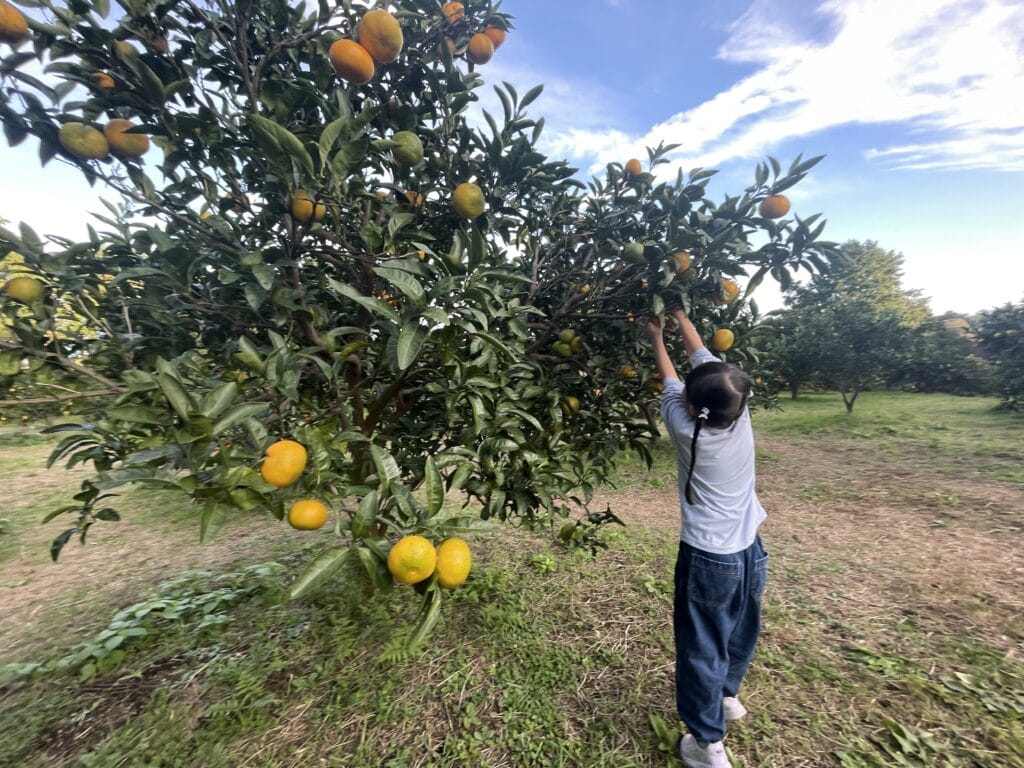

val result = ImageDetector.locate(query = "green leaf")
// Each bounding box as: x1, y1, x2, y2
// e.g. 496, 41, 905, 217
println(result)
199, 382, 238, 418
520, 83, 544, 109
396, 320, 427, 370
50, 527, 78, 562
327, 279, 400, 322
370, 445, 401, 489
356, 545, 393, 594
157, 374, 194, 420
104, 406, 167, 424
318, 116, 349, 163
470, 331, 516, 361
351, 489, 377, 539
407, 587, 442, 649
289, 547, 350, 600
424, 455, 443, 517
213, 402, 269, 436
247, 113, 315, 177
199, 501, 228, 544
376, 266, 425, 305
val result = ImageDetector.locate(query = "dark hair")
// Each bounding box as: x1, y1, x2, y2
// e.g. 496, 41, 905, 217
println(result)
683, 362, 753, 505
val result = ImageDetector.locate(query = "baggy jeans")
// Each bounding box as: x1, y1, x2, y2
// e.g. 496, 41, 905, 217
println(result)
673, 535, 768, 743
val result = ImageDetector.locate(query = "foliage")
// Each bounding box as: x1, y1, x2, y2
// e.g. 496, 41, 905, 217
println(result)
977, 299, 1024, 409
772, 241, 929, 411
0, 0, 837, 636
893, 313, 995, 396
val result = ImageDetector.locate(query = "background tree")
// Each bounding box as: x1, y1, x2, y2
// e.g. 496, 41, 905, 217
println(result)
893, 312, 994, 396
772, 241, 928, 412
0, 0, 837, 637
977, 299, 1024, 410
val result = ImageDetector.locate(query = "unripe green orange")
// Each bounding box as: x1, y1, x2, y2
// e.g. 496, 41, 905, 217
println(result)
392, 131, 423, 166
58, 122, 109, 160
452, 182, 485, 218
3, 275, 44, 303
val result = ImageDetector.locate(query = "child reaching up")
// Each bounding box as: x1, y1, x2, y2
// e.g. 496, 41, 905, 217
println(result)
645, 308, 769, 768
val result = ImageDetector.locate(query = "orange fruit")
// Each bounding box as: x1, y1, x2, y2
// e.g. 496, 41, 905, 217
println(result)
104, 119, 150, 158
624, 158, 643, 177
620, 364, 637, 379
287, 499, 329, 530
717, 279, 740, 305
484, 24, 506, 49
404, 190, 425, 208
58, 122, 109, 160
466, 33, 494, 64
646, 376, 664, 393
442, 1, 465, 23
435, 538, 471, 588
561, 395, 580, 415
260, 439, 307, 488
358, 9, 403, 64
91, 71, 115, 90
711, 328, 735, 352
3, 275, 43, 303
759, 194, 791, 219
392, 130, 423, 165
290, 190, 325, 223
670, 250, 691, 272
451, 182, 484, 218
387, 535, 437, 585
329, 39, 375, 85
624, 242, 645, 263
0, 1, 29, 44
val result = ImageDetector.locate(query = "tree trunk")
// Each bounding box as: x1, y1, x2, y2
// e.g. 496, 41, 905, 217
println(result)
790, 381, 800, 399
840, 386, 860, 413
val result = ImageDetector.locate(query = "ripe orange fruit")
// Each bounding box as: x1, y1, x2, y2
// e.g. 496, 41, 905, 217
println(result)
91, 71, 115, 90
435, 538, 471, 588
287, 499, 329, 530
670, 250, 691, 272
404, 190, 425, 208
452, 182, 484, 218
290, 190, 325, 223
0, 1, 30, 44
329, 39, 375, 85
466, 33, 494, 64
357, 8, 403, 64
392, 130, 423, 165
104, 119, 150, 158
484, 24, 506, 49
442, 1, 465, 23
711, 328, 735, 352
3, 275, 43, 303
624, 158, 643, 177
759, 194, 791, 219
58, 122, 109, 160
387, 535, 437, 585
717, 278, 740, 305
646, 375, 664, 393
620, 364, 637, 379
260, 439, 307, 488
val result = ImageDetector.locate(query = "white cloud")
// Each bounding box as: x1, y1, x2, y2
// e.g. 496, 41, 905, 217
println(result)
532, 0, 1024, 175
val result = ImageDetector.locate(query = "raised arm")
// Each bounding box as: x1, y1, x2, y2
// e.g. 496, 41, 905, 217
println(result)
669, 308, 706, 356
644, 319, 680, 382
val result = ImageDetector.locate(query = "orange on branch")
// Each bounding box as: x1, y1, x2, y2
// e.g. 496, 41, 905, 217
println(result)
711, 328, 735, 352
484, 24, 506, 49
260, 439, 307, 488
290, 190, 325, 223
435, 538, 471, 588
104, 119, 150, 158
287, 499, 329, 531
467, 33, 494, 64
717, 278, 740, 305
91, 71, 115, 90
392, 130, 423, 166
670, 250, 691, 272
358, 9, 403, 64
329, 39, 375, 85
442, 1, 465, 24
0, 1, 30, 44
451, 182, 484, 218
620, 364, 638, 379
388, 535, 437, 585
58, 122, 109, 160
759, 194, 791, 219
624, 158, 643, 177
3, 275, 44, 303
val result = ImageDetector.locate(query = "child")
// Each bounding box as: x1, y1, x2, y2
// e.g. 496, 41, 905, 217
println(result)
644, 308, 769, 768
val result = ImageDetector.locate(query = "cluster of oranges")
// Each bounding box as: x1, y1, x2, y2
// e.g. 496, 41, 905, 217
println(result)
258, 439, 472, 588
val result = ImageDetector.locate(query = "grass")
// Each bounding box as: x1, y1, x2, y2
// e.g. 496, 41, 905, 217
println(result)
0, 391, 1021, 767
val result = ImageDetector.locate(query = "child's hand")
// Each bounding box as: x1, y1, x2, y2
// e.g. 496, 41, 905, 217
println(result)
644, 318, 663, 340
669, 307, 688, 325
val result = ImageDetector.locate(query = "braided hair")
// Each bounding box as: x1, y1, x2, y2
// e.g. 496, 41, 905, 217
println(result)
683, 362, 754, 505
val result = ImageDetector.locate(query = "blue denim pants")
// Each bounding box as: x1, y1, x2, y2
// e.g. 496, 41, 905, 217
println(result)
673, 535, 768, 743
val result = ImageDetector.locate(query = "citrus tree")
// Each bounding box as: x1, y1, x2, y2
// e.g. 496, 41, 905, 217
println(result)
977, 299, 1024, 410
0, 0, 837, 641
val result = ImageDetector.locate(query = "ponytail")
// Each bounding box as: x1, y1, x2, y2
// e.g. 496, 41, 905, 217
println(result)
684, 406, 710, 504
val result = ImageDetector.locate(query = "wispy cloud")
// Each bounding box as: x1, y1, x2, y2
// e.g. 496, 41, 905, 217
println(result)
532, 0, 1024, 174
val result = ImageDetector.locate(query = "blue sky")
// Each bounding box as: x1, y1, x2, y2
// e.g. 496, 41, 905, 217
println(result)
2, 0, 1022, 315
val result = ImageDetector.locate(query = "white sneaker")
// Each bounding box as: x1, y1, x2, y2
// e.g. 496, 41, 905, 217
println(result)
678, 734, 730, 768
723, 696, 748, 721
